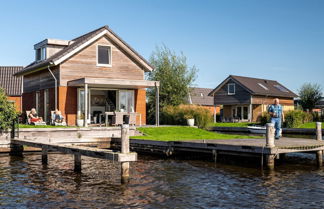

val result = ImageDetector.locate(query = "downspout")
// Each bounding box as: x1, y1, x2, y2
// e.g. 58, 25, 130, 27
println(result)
47, 64, 57, 110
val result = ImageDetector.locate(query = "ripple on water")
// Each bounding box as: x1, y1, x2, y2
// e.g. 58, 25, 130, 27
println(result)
0, 153, 324, 208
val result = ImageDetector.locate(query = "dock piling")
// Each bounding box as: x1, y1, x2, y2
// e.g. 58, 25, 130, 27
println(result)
121, 124, 130, 184
266, 123, 275, 148
316, 122, 323, 167
74, 153, 82, 172
212, 149, 217, 164
265, 154, 275, 170
42, 147, 48, 164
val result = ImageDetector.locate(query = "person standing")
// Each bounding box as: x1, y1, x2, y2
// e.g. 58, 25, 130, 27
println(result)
268, 98, 285, 139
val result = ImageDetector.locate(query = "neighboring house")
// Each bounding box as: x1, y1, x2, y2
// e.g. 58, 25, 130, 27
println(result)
15, 25, 159, 126
0, 66, 23, 112
188, 87, 220, 116
208, 75, 297, 122
295, 97, 324, 114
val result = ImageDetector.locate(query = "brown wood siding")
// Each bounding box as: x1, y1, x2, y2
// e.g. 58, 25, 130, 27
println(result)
60, 36, 144, 86
251, 96, 294, 106
223, 105, 232, 118
7, 96, 22, 112
23, 66, 59, 93
214, 79, 251, 105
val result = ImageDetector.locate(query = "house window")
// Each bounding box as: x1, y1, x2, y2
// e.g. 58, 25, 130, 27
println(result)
36, 47, 46, 61
97, 45, 112, 66
118, 90, 134, 112
258, 83, 268, 90
227, 83, 235, 95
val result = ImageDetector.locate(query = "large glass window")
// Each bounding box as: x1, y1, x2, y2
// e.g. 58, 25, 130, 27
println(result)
97, 45, 112, 66
78, 89, 85, 118
119, 90, 134, 112
243, 106, 248, 120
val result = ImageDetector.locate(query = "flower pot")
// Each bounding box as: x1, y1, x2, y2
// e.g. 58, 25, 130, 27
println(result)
187, 118, 195, 127
77, 119, 84, 127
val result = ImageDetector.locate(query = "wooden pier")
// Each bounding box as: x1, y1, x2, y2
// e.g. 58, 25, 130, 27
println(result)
9, 125, 136, 183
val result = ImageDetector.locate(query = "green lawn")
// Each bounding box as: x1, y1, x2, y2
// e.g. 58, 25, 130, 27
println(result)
132, 126, 259, 141
210, 122, 258, 127
298, 122, 318, 129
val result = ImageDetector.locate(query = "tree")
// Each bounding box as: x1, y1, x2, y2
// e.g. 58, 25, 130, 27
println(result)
298, 83, 322, 111
146, 45, 198, 124
0, 88, 17, 131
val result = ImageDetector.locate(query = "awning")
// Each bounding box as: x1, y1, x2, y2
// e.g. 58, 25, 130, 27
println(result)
68, 78, 160, 89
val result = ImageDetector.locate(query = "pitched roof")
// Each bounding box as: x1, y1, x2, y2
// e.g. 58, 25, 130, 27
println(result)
0, 66, 23, 96
15, 25, 153, 76
209, 75, 297, 98
189, 87, 214, 106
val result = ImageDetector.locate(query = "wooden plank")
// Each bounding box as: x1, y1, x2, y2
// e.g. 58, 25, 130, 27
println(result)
11, 139, 137, 162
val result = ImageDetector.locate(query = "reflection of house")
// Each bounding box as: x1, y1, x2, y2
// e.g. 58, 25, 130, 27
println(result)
0, 66, 23, 111
188, 87, 220, 118
15, 26, 159, 126
209, 75, 297, 122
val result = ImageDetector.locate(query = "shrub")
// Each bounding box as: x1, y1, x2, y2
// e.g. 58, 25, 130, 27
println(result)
0, 88, 17, 131
161, 104, 212, 129
259, 112, 271, 126
284, 110, 313, 128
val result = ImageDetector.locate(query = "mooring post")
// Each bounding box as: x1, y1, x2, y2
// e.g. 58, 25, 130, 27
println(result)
265, 123, 275, 169
212, 149, 218, 164
9, 119, 24, 157
121, 124, 130, 184
42, 147, 48, 164
74, 153, 82, 172
316, 122, 323, 167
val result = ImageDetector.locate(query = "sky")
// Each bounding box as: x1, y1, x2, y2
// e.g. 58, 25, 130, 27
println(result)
0, 0, 323, 94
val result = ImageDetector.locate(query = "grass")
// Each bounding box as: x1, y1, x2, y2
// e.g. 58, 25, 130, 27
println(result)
298, 122, 318, 129
210, 122, 258, 127
132, 126, 259, 141
18, 124, 74, 128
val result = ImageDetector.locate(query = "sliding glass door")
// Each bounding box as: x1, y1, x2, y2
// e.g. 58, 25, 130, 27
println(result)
118, 90, 134, 112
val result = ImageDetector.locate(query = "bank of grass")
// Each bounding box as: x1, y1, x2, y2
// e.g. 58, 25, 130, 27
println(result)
132, 126, 259, 141
298, 122, 318, 129
210, 122, 258, 128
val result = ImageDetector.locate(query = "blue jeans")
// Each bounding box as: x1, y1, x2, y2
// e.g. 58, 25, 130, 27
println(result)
271, 117, 281, 138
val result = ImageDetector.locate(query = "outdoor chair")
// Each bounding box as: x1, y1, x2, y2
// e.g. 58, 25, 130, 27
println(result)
51, 111, 67, 126
128, 112, 137, 126
112, 112, 124, 126
26, 111, 46, 126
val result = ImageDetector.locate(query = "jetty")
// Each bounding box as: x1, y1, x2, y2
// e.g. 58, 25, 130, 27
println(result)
112, 122, 324, 169
9, 125, 136, 183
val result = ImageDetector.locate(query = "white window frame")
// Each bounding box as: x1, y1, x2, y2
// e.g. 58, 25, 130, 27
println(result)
96, 44, 112, 67
227, 83, 235, 95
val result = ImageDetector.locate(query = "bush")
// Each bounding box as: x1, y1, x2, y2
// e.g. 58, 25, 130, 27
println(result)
259, 112, 271, 126
284, 110, 313, 128
161, 104, 212, 129
0, 88, 17, 131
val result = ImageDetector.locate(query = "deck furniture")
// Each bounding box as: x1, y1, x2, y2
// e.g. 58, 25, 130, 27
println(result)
26, 111, 46, 125
51, 111, 67, 126
129, 112, 137, 126
112, 112, 125, 126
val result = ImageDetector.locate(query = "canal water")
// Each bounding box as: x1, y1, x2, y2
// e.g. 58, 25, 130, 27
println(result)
1, 153, 324, 208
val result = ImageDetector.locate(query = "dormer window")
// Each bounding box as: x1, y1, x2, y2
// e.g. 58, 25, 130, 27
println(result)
36, 47, 46, 61
228, 83, 235, 95
97, 45, 112, 67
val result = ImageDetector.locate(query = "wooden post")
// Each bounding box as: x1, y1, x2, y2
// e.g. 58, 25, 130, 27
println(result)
121, 124, 130, 183
155, 83, 160, 127
316, 122, 322, 141
266, 123, 275, 148
265, 154, 275, 170
213, 106, 217, 123
316, 122, 322, 167
9, 120, 23, 157
84, 83, 88, 127
74, 153, 82, 172
212, 149, 217, 164
42, 147, 48, 164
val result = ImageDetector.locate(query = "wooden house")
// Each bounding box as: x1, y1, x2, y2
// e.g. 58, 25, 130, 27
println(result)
208, 75, 297, 122
15, 26, 159, 126
0, 66, 23, 112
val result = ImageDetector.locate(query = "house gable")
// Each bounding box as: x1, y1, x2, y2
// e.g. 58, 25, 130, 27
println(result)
213, 78, 251, 105
60, 35, 144, 86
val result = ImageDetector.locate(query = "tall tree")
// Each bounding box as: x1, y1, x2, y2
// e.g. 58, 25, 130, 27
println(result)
0, 88, 17, 131
146, 45, 198, 123
298, 83, 322, 111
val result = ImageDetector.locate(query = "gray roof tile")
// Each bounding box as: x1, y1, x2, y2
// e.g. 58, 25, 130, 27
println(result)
0, 66, 23, 96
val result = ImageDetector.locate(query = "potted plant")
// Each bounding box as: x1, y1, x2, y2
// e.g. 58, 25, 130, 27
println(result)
184, 113, 195, 127
77, 114, 84, 127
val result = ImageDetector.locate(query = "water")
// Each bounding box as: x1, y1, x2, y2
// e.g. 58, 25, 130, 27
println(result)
1, 153, 324, 209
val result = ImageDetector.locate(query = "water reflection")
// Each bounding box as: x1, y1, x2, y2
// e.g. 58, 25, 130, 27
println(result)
0, 153, 324, 208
